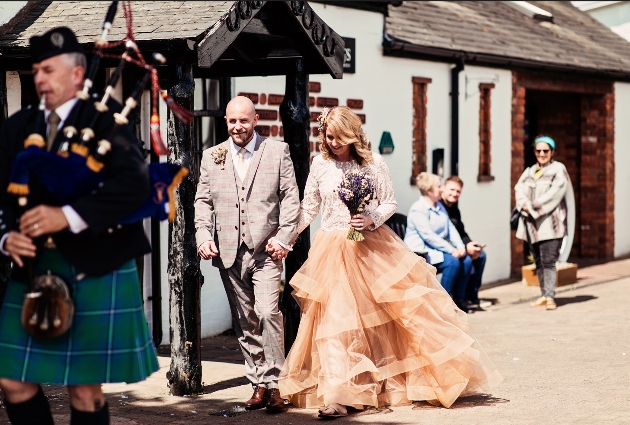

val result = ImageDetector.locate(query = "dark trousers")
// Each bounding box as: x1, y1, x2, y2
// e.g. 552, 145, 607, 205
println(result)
530, 238, 563, 298
434, 253, 472, 300
465, 250, 487, 302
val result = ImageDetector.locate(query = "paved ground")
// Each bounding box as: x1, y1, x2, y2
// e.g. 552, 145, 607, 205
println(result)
1, 258, 629, 425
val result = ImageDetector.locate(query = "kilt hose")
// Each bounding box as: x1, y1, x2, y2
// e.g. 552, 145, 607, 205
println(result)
0, 248, 159, 385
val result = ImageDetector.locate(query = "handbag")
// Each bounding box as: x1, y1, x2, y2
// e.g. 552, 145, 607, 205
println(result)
21, 262, 74, 340
510, 207, 520, 231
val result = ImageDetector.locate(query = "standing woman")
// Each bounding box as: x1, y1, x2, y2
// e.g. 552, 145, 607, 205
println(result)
515, 135, 569, 311
277, 106, 501, 418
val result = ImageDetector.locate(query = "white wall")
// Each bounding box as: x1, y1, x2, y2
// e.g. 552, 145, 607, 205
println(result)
457, 66, 513, 282
234, 4, 513, 283
6, 71, 21, 115
614, 82, 630, 257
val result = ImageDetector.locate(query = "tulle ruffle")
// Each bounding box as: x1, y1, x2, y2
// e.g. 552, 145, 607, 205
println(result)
279, 226, 501, 409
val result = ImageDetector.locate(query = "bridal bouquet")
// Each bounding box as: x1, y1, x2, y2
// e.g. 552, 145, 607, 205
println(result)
337, 169, 375, 241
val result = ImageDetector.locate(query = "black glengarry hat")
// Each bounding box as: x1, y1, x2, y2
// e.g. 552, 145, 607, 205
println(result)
30, 27, 85, 63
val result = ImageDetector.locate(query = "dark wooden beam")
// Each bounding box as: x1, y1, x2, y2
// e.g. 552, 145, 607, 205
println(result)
197, 1, 266, 68
166, 63, 203, 397
0, 69, 9, 306
280, 58, 310, 352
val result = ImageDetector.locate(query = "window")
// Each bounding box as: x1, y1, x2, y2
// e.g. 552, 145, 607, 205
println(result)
478, 83, 495, 182
411, 77, 432, 184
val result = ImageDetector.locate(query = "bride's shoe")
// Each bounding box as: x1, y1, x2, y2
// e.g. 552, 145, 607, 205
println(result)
318, 403, 348, 419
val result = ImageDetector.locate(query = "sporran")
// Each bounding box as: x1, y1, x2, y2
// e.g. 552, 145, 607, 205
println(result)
21, 271, 74, 340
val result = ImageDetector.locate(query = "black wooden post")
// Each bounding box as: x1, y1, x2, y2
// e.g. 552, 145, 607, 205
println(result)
0, 69, 10, 306
165, 63, 203, 396
279, 58, 310, 353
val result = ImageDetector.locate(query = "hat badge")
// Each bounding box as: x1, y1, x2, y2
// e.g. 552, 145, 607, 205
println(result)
50, 32, 64, 49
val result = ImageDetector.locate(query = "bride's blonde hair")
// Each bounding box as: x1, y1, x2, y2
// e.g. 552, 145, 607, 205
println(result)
318, 106, 372, 166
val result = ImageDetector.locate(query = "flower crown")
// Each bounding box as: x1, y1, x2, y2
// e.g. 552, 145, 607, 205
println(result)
317, 107, 331, 134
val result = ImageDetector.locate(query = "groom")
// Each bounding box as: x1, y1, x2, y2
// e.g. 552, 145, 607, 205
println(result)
194, 96, 300, 412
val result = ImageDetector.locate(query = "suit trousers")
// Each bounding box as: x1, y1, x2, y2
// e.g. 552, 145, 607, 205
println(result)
219, 243, 285, 389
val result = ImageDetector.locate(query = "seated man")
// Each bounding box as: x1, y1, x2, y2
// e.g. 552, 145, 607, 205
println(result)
440, 176, 490, 309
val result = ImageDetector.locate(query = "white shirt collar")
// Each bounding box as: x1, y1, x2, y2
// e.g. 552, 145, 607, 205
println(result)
45, 97, 79, 124
230, 132, 258, 156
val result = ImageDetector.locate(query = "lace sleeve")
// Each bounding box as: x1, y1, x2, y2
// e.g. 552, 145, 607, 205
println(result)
295, 157, 323, 236
365, 154, 397, 230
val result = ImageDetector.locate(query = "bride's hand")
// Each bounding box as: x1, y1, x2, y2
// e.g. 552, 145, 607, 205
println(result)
349, 214, 374, 231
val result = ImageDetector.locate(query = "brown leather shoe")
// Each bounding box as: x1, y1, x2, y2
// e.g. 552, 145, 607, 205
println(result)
265, 388, 286, 412
244, 386, 268, 410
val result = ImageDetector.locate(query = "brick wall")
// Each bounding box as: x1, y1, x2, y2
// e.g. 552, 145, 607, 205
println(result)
579, 93, 615, 258
510, 71, 615, 276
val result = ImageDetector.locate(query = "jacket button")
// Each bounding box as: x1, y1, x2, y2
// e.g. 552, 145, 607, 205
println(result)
241, 210, 245, 213
241, 198, 244, 201
107, 228, 113, 233
235, 203, 238, 207
242, 186, 245, 190
116, 224, 122, 229
242, 233, 245, 237
242, 222, 245, 225
234, 225, 238, 230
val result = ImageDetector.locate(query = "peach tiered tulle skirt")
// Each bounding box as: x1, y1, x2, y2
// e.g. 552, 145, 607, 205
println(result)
278, 226, 502, 409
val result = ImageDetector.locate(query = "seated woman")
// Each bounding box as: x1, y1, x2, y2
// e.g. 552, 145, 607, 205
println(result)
404, 172, 472, 313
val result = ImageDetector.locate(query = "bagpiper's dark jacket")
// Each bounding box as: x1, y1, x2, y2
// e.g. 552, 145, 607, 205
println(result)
0, 98, 151, 280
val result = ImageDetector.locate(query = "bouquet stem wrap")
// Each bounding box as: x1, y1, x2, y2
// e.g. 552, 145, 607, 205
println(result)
337, 169, 374, 241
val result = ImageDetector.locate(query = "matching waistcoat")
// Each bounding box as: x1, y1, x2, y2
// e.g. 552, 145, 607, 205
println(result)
234, 163, 254, 249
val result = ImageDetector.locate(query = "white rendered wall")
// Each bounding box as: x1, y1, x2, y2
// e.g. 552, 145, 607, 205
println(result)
614, 82, 630, 257
6, 71, 21, 115
235, 5, 513, 283
457, 67, 513, 283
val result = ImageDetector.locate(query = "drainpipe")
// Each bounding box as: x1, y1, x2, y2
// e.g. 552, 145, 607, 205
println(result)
451, 59, 464, 176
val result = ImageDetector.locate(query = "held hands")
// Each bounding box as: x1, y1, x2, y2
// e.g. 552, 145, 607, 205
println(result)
349, 214, 374, 231
198, 240, 219, 260
3, 205, 69, 268
265, 239, 289, 261
466, 241, 482, 260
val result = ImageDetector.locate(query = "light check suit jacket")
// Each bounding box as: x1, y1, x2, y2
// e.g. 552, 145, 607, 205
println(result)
194, 134, 300, 269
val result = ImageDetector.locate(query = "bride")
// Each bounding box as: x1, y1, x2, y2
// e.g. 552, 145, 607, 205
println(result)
274, 106, 501, 418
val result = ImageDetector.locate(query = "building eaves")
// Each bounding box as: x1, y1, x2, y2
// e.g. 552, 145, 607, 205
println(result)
384, 1, 630, 80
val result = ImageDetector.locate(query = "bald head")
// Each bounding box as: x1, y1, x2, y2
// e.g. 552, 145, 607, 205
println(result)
225, 96, 259, 147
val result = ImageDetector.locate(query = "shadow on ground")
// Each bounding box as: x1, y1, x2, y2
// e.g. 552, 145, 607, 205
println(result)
555, 294, 597, 307
412, 394, 510, 410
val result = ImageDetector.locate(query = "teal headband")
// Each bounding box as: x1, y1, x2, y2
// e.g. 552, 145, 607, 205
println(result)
534, 136, 555, 150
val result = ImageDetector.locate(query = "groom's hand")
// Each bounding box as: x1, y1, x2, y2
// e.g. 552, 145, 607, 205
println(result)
198, 240, 219, 260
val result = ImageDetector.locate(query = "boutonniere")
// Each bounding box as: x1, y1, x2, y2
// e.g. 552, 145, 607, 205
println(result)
210, 145, 228, 169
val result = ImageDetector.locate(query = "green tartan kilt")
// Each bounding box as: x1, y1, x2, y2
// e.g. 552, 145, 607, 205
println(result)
0, 248, 159, 385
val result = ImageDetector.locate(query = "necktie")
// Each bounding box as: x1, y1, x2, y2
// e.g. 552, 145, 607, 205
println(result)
47, 110, 60, 151
236, 147, 247, 180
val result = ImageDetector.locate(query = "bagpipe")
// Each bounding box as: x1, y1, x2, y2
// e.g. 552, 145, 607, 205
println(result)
11, 1, 194, 340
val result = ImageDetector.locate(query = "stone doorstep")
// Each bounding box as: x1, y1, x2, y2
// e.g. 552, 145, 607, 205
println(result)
521, 262, 578, 287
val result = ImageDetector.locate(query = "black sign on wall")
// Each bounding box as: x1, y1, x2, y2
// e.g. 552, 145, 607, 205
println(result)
342, 37, 356, 74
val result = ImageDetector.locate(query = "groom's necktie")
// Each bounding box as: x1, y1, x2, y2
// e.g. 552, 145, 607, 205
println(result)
235, 147, 247, 180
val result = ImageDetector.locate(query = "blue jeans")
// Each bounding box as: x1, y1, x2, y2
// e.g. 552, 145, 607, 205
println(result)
466, 250, 487, 302
434, 253, 472, 300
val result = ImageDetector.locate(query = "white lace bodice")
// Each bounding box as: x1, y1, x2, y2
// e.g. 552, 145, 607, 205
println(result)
296, 153, 397, 235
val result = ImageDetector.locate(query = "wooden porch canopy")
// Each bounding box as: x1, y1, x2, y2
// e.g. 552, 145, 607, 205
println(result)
0, 1, 345, 79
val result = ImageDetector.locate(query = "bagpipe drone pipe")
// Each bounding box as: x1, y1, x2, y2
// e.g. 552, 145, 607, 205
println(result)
6, 1, 194, 225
